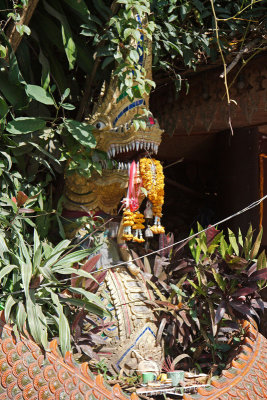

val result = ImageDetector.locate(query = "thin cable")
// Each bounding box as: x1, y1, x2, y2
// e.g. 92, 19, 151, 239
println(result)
1, 194, 266, 298
88, 194, 267, 272
41, 193, 267, 286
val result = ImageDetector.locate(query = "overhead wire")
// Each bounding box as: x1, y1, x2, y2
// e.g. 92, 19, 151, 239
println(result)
0, 194, 266, 298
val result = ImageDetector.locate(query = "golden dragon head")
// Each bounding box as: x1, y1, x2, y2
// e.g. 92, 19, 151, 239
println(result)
65, 20, 163, 216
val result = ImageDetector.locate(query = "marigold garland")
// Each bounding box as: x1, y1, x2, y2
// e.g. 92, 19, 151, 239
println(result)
122, 210, 145, 242
139, 157, 165, 234
121, 158, 165, 243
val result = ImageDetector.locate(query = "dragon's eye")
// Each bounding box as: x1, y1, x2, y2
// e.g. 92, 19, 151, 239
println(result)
95, 121, 106, 130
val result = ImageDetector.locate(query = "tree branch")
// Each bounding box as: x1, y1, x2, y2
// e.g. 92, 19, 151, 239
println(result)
220, 39, 260, 78
5, 0, 39, 53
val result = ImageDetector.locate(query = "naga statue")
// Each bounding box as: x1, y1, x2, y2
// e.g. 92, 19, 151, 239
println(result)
63, 13, 164, 374
0, 7, 266, 400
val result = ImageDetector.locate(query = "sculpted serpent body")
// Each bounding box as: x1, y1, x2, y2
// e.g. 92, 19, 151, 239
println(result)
0, 316, 266, 399
0, 8, 265, 400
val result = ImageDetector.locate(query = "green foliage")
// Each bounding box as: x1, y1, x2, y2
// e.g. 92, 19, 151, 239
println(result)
0, 191, 110, 354
147, 225, 266, 373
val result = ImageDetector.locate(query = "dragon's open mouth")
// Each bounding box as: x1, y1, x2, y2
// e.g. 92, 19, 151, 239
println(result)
99, 140, 159, 170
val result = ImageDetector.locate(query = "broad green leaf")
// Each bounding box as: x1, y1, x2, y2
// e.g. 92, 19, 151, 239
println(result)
16, 302, 27, 331
33, 229, 40, 255
0, 70, 28, 109
26, 290, 43, 344
243, 225, 253, 260
43, 1, 77, 70
250, 227, 263, 260
6, 117, 46, 134
61, 88, 70, 102
189, 229, 196, 259
21, 262, 32, 298
257, 250, 266, 270
195, 244, 201, 264
170, 283, 186, 297
5, 295, 17, 322
61, 103, 75, 110
25, 84, 54, 105
220, 237, 228, 258
130, 49, 139, 64
0, 96, 8, 118
40, 241, 71, 270
69, 287, 106, 308
36, 305, 48, 349
39, 47, 50, 90
28, 141, 61, 165
33, 244, 42, 272
50, 239, 71, 256
54, 267, 98, 281
238, 228, 243, 247
0, 264, 18, 281
64, 0, 90, 21
0, 44, 6, 58
17, 232, 31, 265
61, 297, 111, 318
1, 152, 12, 171
50, 292, 70, 355
0, 233, 8, 257
124, 27, 133, 39
53, 248, 95, 267
63, 119, 96, 148
211, 269, 226, 291
228, 229, 239, 256
187, 279, 206, 296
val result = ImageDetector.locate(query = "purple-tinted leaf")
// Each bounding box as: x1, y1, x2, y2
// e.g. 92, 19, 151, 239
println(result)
72, 309, 86, 339
250, 268, 267, 280
158, 279, 170, 291
206, 225, 220, 246
249, 307, 260, 320
173, 260, 188, 271
85, 270, 107, 292
16, 191, 29, 207
142, 272, 152, 281
247, 263, 257, 277
215, 300, 226, 324
156, 317, 167, 345
179, 310, 191, 327
84, 333, 107, 345
130, 250, 145, 271
79, 344, 100, 360
232, 284, 258, 297
173, 238, 190, 257
251, 298, 264, 312
159, 233, 168, 257
18, 208, 35, 213
229, 300, 254, 317
82, 254, 101, 273
154, 255, 164, 277
225, 254, 248, 270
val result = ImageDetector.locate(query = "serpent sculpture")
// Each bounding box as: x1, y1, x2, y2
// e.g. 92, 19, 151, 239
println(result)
63, 14, 163, 374
0, 314, 266, 399
0, 8, 266, 400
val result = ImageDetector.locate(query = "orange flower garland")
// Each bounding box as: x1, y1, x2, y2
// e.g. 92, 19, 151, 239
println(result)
139, 158, 165, 234
122, 210, 145, 242
121, 158, 165, 243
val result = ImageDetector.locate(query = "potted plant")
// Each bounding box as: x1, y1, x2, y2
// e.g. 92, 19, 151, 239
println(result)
162, 355, 189, 386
